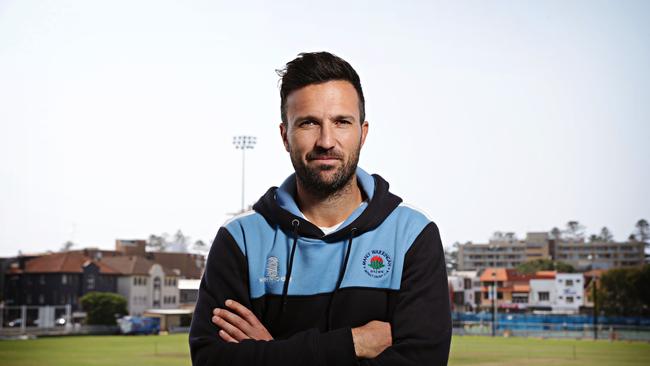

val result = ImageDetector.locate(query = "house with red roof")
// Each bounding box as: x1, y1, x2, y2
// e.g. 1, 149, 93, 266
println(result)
4, 251, 120, 312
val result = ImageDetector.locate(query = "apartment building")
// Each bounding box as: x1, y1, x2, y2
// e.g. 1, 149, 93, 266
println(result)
457, 232, 644, 271
458, 233, 551, 271
554, 240, 644, 270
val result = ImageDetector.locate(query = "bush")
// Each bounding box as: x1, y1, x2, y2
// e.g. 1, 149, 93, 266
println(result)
80, 292, 128, 325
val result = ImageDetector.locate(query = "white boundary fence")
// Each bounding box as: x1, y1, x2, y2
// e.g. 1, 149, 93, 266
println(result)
0, 304, 118, 337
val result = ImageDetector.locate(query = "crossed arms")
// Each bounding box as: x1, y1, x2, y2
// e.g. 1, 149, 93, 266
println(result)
189, 223, 451, 365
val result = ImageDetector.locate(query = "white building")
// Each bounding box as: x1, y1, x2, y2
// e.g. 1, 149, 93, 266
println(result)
554, 273, 584, 312
529, 278, 556, 310
448, 271, 481, 312
529, 273, 584, 313
102, 256, 180, 315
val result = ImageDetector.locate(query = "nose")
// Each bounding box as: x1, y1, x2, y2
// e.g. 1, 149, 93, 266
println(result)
316, 122, 335, 150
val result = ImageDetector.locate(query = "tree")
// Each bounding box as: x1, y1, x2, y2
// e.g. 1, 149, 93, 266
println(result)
193, 239, 209, 254
80, 292, 128, 325
147, 234, 168, 251
598, 266, 649, 317
549, 227, 562, 241
60, 241, 75, 252
599, 227, 613, 242
634, 219, 649, 243
490, 231, 504, 242
516, 259, 575, 274
168, 230, 190, 252
564, 220, 585, 241
444, 242, 459, 273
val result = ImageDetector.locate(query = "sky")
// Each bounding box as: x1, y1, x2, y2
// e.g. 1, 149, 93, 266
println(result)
1, 0, 649, 256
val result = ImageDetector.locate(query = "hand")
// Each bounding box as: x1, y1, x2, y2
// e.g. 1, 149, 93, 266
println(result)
351, 320, 392, 359
212, 299, 273, 343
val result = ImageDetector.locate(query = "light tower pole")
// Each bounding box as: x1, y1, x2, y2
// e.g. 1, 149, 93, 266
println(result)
233, 135, 256, 212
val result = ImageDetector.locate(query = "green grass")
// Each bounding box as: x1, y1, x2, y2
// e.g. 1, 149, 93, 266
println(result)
0, 334, 649, 366
450, 336, 650, 366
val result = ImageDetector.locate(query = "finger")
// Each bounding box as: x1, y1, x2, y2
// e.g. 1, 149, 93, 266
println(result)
225, 299, 261, 326
218, 329, 239, 343
215, 308, 252, 333
212, 315, 249, 341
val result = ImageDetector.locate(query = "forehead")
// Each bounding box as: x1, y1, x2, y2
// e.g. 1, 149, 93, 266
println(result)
285, 80, 360, 122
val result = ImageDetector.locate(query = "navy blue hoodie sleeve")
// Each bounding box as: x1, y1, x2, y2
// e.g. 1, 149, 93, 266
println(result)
361, 222, 452, 365
189, 227, 358, 366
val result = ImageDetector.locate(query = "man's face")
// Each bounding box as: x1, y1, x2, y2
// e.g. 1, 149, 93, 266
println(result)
280, 80, 369, 196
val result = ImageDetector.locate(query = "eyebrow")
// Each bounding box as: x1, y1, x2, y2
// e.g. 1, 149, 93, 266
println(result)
292, 114, 357, 123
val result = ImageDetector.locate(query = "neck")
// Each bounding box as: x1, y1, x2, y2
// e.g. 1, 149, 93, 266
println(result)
295, 175, 364, 227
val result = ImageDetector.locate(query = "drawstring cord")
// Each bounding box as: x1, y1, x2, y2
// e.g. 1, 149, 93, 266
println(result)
327, 227, 357, 330
281, 219, 300, 313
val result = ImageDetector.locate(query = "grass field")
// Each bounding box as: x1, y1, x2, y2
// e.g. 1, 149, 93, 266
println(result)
0, 334, 649, 366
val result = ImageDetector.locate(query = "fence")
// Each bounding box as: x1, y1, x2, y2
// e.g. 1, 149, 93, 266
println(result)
0, 304, 119, 337
452, 312, 650, 341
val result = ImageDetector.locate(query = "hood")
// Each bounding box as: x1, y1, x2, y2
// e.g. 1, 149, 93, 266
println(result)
252, 167, 402, 242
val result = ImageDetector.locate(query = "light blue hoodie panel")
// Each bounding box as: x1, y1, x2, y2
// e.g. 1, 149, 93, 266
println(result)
223, 168, 430, 300
224, 205, 430, 299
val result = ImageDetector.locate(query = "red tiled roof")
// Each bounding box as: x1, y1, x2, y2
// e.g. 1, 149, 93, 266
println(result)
21, 252, 119, 274
149, 252, 204, 279
480, 267, 537, 282
534, 270, 557, 279
101, 256, 178, 276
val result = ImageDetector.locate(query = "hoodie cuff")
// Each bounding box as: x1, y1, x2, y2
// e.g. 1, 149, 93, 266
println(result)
319, 327, 357, 366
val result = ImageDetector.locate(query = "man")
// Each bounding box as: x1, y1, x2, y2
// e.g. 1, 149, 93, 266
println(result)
189, 52, 451, 365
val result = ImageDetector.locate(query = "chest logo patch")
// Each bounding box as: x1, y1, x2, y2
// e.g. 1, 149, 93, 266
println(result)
362, 250, 392, 279
259, 256, 285, 283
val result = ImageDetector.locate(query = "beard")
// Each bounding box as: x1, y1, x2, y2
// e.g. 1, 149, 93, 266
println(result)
290, 144, 361, 199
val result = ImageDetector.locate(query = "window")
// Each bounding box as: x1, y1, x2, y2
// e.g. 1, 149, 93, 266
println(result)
40, 275, 45, 285
39, 294, 44, 304
62, 274, 67, 285
133, 277, 138, 286
566, 279, 574, 286
463, 278, 472, 289
566, 296, 574, 303
26, 294, 32, 304
87, 276, 95, 290
538, 292, 550, 301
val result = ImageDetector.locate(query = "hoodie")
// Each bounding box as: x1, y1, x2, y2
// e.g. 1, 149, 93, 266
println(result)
189, 168, 451, 365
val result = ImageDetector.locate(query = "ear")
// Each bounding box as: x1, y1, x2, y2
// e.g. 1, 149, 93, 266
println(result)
360, 120, 369, 148
279, 122, 290, 152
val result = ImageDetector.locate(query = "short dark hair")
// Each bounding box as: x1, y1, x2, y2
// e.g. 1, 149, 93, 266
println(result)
277, 51, 365, 125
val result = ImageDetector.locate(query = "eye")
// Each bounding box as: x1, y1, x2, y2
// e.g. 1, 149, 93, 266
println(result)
335, 119, 352, 125
299, 119, 318, 127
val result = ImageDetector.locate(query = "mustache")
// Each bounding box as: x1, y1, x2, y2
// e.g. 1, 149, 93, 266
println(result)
306, 149, 343, 161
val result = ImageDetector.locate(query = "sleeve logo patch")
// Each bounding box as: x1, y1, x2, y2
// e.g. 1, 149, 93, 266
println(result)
362, 250, 392, 278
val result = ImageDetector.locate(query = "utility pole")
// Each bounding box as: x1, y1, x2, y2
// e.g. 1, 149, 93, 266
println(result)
592, 274, 598, 340
588, 254, 598, 340
491, 271, 497, 337
232, 135, 256, 212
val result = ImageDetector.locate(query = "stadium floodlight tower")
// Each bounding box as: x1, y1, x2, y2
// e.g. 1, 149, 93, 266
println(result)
233, 135, 257, 212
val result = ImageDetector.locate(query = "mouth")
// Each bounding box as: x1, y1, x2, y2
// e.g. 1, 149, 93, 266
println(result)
309, 156, 340, 161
